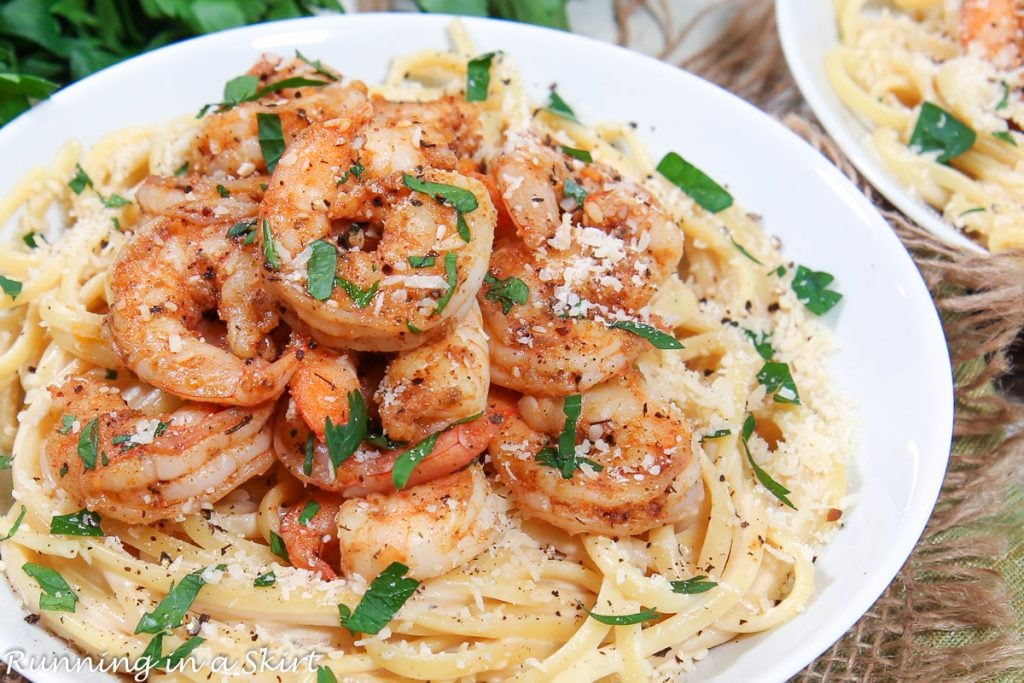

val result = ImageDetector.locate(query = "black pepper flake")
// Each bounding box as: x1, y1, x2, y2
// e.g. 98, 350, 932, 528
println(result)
768, 302, 780, 313
24, 614, 40, 624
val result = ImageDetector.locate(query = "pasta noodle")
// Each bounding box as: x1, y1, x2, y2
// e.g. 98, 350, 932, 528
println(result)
829, 0, 1024, 251
0, 23, 854, 682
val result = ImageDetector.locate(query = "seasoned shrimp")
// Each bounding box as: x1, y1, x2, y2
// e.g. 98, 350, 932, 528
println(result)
135, 174, 267, 224
259, 110, 496, 352
375, 301, 489, 442
191, 54, 369, 177
279, 466, 507, 581
337, 465, 507, 580
489, 370, 702, 536
45, 377, 275, 524
960, 0, 1024, 68
107, 216, 297, 404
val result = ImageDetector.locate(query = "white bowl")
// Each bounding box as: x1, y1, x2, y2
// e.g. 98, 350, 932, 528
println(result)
775, 0, 985, 253
0, 14, 952, 682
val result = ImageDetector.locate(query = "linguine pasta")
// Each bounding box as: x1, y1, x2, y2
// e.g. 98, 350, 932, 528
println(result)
0, 23, 854, 682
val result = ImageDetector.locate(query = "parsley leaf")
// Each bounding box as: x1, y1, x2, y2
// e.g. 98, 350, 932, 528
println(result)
546, 89, 578, 122
22, 232, 44, 249
135, 566, 223, 634
741, 415, 796, 509
0, 275, 21, 300
909, 102, 976, 164
58, 414, 75, 435
298, 500, 321, 527
757, 362, 800, 404
700, 429, 732, 442
791, 265, 842, 315
392, 432, 441, 490
324, 391, 368, 472
215, 184, 230, 198
306, 240, 338, 301
434, 253, 458, 314
50, 509, 104, 537
335, 277, 379, 309
254, 572, 276, 588
174, 161, 189, 176
993, 131, 1017, 146
959, 207, 986, 217
656, 151, 733, 213
23, 563, 77, 612
742, 328, 774, 360
408, 254, 435, 268
340, 562, 420, 635
303, 433, 315, 477
729, 235, 763, 265
483, 272, 529, 314
670, 575, 717, 594
608, 320, 682, 349
563, 177, 588, 205
256, 112, 285, 172
102, 193, 130, 208
996, 81, 1011, 110
269, 530, 290, 563
402, 174, 478, 243
466, 52, 495, 102
0, 454, 10, 470
585, 608, 658, 625
77, 417, 99, 470
561, 145, 592, 162
137, 634, 205, 673
261, 218, 280, 270
226, 220, 256, 240
297, 51, 340, 81
0, 505, 26, 542
317, 666, 338, 683
68, 164, 93, 194
535, 394, 603, 479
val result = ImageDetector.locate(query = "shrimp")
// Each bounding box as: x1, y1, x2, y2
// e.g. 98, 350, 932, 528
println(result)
190, 54, 370, 177
259, 106, 496, 352
279, 466, 507, 581
107, 216, 297, 405
489, 370, 703, 536
45, 377, 275, 524
960, 0, 1024, 68
135, 174, 267, 224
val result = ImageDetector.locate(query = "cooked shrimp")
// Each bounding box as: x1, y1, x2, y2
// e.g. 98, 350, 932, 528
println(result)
375, 301, 489, 442
337, 465, 507, 580
479, 245, 648, 396
135, 174, 267, 224
287, 345, 361, 440
107, 216, 297, 405
45, 377, 275, 524
191, 54, 369, 177
279, 492, 342, 579
489, 370, 702, 536
259, 112, 496, 352
960, 0, 1024, 68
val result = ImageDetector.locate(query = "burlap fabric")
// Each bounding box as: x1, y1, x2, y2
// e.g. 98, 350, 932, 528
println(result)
4, 2, 1023, 681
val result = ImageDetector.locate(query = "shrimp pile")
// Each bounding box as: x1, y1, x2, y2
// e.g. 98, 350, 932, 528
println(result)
42, 52, 699, 587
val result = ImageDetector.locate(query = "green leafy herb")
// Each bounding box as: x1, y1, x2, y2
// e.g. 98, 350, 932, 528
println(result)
102, 193, 130, 208
993, 131, 1017, 145
340, 562, 420, 635
58, 414, 75, 435
909, 102, 976, 164
584, 607, 658, 625
561, 145, 592, 162
772, 264, 787, 277
200, 74, 332, 116
256, 112, 285, 172
304, 433, 315, 477
261, 218, 280, 270
135, 565, 223, 634
996, 81, 1010, 110
741, 415, 796, 509
137, 633, 205, 673
68, 164, 93, 194
700, 429, 732, 443
22, 232, 43, 248
298, 501, 321, 527
791, 265, 842, 315
0, 73, 59, 125
402, 173, 478, 244
406, 320, 423, 334
608, 320, 682, 349
656, 151, 733, 213
546, 89, 578, 122
297, 51, 340, 81
483, 272, 529, 314
111, 217, 122, 231
335, 277, 379, 308
757, 362, 800, 404
670, 576, 717, 594
226, 220, 255, 240
562, 177, 588, 205
434, 253, 458, 314
269, 531, 290, 563
729, 235, 763, 265
174, 161, 189, 176
104, 368, 118, 380
466, 52, 495, 102
23, 563, 78, 612
0, 454, 10, 470
317, 666, 339, 683
337, 162, 365, 185
215, 184, 230, 198
77, 418, 98, 470
50, 509, 104, 537
324, 391, 368, 472
535, 394, 603, 478
408, 254, 436, 268
59, 464, 68, 478
254, 571, 276, 588
0, 505, 26, 542
392, 432, 440, 490
742, 328, 774, 360
416, 0, 569, 29
307, 240, 338, 301
0, 275, 21, 300
959, 207, 986, 217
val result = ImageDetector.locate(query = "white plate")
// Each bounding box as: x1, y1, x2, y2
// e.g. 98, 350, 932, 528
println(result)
0, 14, 952, 682
775, 0, 985, 254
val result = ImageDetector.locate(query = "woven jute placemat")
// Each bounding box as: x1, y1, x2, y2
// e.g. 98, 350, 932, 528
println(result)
4, 2, 1023, 682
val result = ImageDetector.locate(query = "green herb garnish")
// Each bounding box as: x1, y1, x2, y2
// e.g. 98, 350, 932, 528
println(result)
0, 454, 10, 470
584, 607, 658, 625
392, 432, 440, 490
561, 145, 592, 162
0, 275, 22, 300
297, 51, 340, 81
608, 320, 682, 349
909, 102, 976, 164
68, 164, 92, 194
304, 433, 315, 477
324, 391, 368, 472
757, 362, 800, 404
298, 501, 321, 527
741, 415, 796, 509
402, 174, 478, 242
317, 666, 338, 683
535, 394, 603, 478
335, 277, 379, 309
958, 207, 986, 217
306, 240, 338, 301
729, 235, 763, 265
700, 429, 732, 443
261, 218, 280, 270
466, 52, 495, 102
23, 563, 78, 612
137, 633, 205, 673
254, 572, 276, 588
656, 151, 733, 213
670, 576, 717, 594
562, 177, 588, 205
58, 415, 75, 435
546, 89, 578, 122
996, 81, 1011, 110
434, 253, 458, 314
77, 418, 99, 470
215, 184, 230, 198
269, 531, 290, 563
791, 265, 842, 315
0, 505, 26, 542
408, 254, 436, 268
50, 509, 104, 537
256, 112, 285, 172
993, 131, 1017, 145
135, 565, 224, 634
483, 272, 529, 314
742, 328, 774, 360
174, 161, 189, 176
339, 562, 420, 635
102, 193, 130, 208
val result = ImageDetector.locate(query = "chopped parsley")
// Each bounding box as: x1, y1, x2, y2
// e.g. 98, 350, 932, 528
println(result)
298, 501, 321, 527
757, 362, 800, 404
324, 391, 368, 472
102, 193, 130, 208
434, 253, 458, 314
22, 563, 78, 612
137, 633, 205, 673
561, 145, 592, 162
303, 433, 315, 477
608, 320, 682, 349
791, 265, 842, 315
0, 505, 26, 542
741, 415, 796, 509
339, 562, 420, 635
337, 162, 364, 185
483, 272, 529, 314
226, 220, 256, 242
562, 177, 588, 205
296, 51, 340, 81
22, 232, 44, 248
392, 432, 440, 490
958, 207, 986, 218
199, 73, 333, 117
0, 275, 22, 300
909, 102, 976, 164
993, 131, 1017, 146
135, 565, 224, 634
535, 394, 602, 478
996, 81, 1011, 110
68, 164, 93, 194
670, 575, 717, 594
0, 454, 10, 470
174, 161, 189, 176
50, 509, 104, 537
742, 328, 774, 360
269, 531, 290, 563
77, 418, 99, 470
261, 218, 281, 270
729, 235, 763, 265
546, 89, 579, 122
335, 277, 380, 308
254, 572, 276, 588
700, 429, 732, 443
317, 666, 338, 683
408, 254, 436, 268
656, 151, 733, 213
256, 112, 285, 172
585, 607, 658, 625
215, 184, 230, 198
306, 240, 338, 301
402, 174, 478, 242
466, 52, 496, 102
